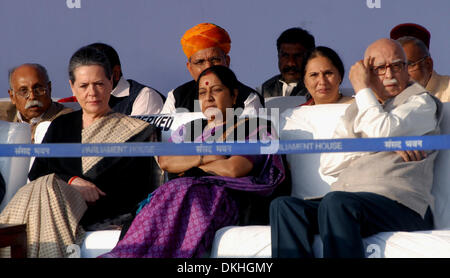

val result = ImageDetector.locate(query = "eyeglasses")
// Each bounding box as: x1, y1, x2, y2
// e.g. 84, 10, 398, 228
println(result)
12, 87, 48, 99
407, 56, 429, 71
372, 61, 406, 76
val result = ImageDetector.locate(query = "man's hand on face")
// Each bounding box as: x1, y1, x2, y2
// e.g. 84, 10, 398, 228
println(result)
349, 56, 375, 93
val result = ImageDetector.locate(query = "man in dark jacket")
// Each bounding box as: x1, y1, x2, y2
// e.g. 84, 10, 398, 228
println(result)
260, 27, 315, 99
88, 43, 165, 116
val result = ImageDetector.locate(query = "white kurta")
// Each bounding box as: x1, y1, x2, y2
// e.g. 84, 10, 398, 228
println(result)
320, 85, 438, 178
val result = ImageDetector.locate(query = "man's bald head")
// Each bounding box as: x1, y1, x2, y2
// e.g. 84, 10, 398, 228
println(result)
364, 38, 407, 63
364, 38, 410, 101
9, 63, 50, 89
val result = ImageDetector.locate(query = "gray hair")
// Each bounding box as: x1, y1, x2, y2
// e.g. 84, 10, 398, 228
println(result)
396, 36, 431, 57
8, 63, 50, 90
68, 45, 112, 83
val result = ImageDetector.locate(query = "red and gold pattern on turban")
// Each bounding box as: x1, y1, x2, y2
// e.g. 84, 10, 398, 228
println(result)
180, 23, 231, 59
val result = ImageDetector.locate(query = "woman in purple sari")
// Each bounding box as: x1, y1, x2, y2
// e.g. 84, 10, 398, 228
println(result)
100, 65, 285, 258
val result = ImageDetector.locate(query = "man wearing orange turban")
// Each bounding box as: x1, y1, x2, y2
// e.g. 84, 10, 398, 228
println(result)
180, 23, 231, 60
161, 23, 263, 114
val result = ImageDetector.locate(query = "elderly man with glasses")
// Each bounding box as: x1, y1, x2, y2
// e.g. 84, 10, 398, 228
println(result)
270, 38, 443, 258
1, 63, 72, 142
390, 23, 450, 102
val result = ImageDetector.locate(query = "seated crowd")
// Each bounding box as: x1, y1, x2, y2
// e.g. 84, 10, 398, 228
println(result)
0, 22, 449, 258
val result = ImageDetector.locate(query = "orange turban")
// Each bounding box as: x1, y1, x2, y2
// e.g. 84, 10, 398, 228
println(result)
180, 23, 231, 59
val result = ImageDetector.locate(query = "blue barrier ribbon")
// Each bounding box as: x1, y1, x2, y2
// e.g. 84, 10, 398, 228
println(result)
0, 135, 448, 157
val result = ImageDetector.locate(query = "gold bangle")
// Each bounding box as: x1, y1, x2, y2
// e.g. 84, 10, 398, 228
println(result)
199, 155, 204, 166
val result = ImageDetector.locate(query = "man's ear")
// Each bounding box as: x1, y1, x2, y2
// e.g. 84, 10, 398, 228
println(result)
8, 89, 16, 105
425, 57, 434, 74
47, 81, 52, 98
225, 55, 231, 67
186, 61, 196, 80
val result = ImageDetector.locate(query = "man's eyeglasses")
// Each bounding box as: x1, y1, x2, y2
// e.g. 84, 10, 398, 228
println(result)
12, 87, 48, 99
407, 56, 429, 72
372, 61, 405, 76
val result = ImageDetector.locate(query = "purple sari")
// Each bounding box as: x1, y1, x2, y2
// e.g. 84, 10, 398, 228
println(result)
100, 117, 285, 258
